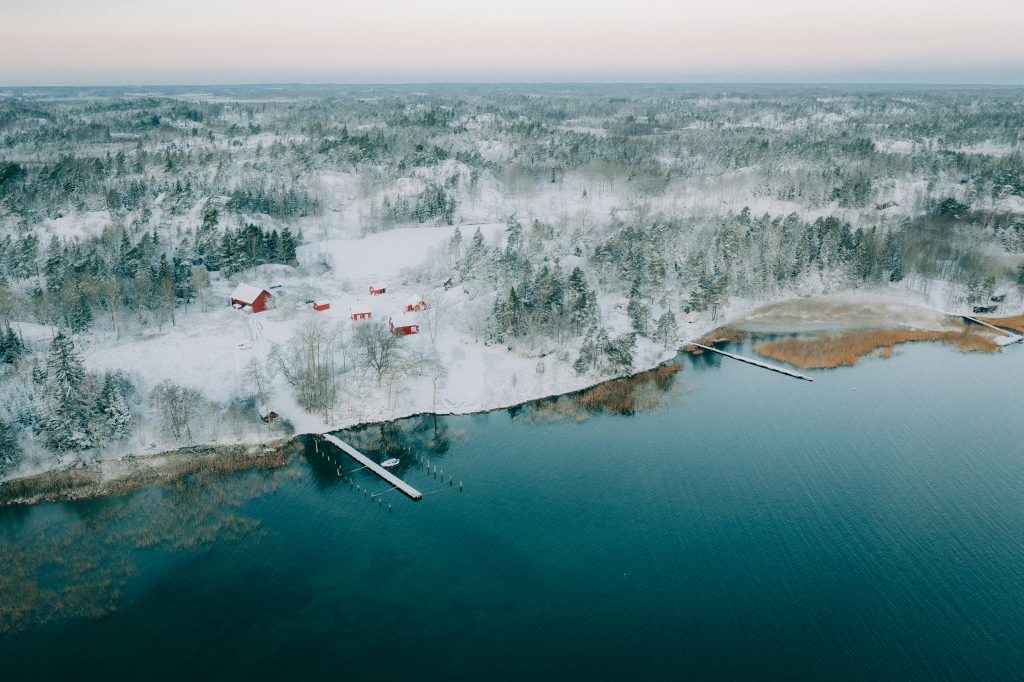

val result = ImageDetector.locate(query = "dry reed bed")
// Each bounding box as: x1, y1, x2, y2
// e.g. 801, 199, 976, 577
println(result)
0, 441, 294, 507
686, 326, 746, 355
979, 314, 1024, 334
753, 326, 1000, 369
0, 460, 297, 634
530, 362, 684, 422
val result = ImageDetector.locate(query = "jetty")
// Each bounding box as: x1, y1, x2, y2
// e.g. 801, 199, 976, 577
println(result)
686, 342, 814, 382
321, 434, 423, 501
955, 314, 1023, 345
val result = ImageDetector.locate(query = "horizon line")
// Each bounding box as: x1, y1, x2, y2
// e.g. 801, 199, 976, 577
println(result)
4, 80, 1024, 90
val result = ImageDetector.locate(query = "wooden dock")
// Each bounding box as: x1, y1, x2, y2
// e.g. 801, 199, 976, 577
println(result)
321, 434, 423, 501
956, 314, 1023, 345
686, 342, 814, 382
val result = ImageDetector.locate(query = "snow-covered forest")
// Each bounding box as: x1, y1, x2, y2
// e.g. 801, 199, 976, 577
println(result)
1, 84, 1023, 479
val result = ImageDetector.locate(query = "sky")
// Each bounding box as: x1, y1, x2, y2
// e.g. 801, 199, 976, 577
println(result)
2, 0, 1023, 86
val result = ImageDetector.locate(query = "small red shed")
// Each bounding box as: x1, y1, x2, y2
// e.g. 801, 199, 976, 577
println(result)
404, 295, 430, 312
313, 301, 331, 312
231, 283, 273, 313
369, 285, 387, 296
389, 314, 420, 336
351, 308, 373, 321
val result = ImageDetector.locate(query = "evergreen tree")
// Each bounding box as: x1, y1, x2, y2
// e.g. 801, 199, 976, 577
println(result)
280, 228, 299, 265
655, 311, 678, 348
567, 267, 597, 333
0, 417, 21, 475
0, 327, 25, 365
42, 332, 94, 452
603, 332, 635, 375
627, 284, 650, 336
448, 226, 463, 264
67, 286, 93, 333
96, 373, 132, 441
43, 236, 65, 292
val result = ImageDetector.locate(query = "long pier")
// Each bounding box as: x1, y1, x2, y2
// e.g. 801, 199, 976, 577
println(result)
321, 434, 423, 501
956, 314, 1023, 345
685, 342, 814, 382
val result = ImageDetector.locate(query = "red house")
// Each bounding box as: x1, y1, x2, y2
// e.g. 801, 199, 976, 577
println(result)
230, 283, 273, 313
389, 314, 420, 336
369, 285, 387, 296
404, 295, 430, 312
351, 308, 373, 321
313, 301, 331, 312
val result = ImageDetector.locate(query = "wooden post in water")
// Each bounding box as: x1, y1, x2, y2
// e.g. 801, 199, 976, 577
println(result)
321, 434, 423, 501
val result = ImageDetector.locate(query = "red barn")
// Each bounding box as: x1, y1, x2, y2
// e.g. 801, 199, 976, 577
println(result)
369, 285, 387, 296
351, 308, 373, 321
313, 301, 331, 312
230, 283, 273, 313
404, 295, 430, 312
389, 314, 420, 336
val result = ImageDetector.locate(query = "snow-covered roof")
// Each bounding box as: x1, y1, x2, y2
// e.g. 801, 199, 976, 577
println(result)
230, 283, 269, 304
406, 294, 426, 306
314, 300, 330, 306
390, 313, 419, 328
350, 305, 374, 314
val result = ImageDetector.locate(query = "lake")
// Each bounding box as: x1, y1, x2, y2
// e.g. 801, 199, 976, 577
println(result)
2, 338, 1023, 680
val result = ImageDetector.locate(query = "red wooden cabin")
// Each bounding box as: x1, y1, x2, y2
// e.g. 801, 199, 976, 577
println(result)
404, 295, 430, 312
369, 285, 387, 296
389, 314, 420, 336
313, 301, 331, 312
230, 283, 273, 313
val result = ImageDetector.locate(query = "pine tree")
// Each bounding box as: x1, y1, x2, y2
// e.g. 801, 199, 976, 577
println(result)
280, 228, 298, 265
0, 327, 24, 365
42, 332, 94, 452
603, 332, 636, 375
43, 236, 65, 292
627, 282, 650, 336
461, 227, 487, 277
67, 285, 93, 333
567, 267, 597, 333
96, 373, 131, 441
655, 311, 678, 349
448, 226, 463, 265
0, 417, 21, 475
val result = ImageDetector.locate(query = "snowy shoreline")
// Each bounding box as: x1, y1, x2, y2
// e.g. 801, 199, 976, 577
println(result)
5, 284, 1016, 506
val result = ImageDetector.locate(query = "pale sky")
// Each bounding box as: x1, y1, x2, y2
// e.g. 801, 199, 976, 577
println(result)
2, 0, 1023, 85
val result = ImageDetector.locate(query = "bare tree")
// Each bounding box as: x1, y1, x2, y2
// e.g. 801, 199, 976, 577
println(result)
423, 351, 448, 415
353, 320, 403, 384
271, 318, 341, 420
246, 358, 269, 408
150, 381, 204, 441
190, 266, 211, 312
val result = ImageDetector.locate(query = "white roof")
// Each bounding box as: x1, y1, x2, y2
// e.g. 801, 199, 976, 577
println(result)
230, 283, 268, 305
350, 305, 374, 314
314, 300, 330, 306
406, 294, 426, 305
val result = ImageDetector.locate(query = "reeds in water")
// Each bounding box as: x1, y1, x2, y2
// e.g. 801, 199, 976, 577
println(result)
753, 326, 1000, 369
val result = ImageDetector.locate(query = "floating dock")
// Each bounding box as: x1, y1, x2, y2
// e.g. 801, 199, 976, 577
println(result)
685, 342, 814, 382
321, 434, 423, 501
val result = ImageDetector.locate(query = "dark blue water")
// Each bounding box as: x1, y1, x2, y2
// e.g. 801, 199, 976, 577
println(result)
2, 340, 1023, 680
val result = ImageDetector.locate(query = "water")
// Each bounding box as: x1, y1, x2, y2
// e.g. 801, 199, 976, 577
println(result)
2, 339, 1023, 680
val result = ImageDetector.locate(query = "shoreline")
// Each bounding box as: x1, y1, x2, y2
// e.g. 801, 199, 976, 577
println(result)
0, 441, 296, 508
3, 289, 1020, 507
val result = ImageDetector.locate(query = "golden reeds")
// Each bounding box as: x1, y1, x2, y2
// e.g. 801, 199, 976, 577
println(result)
979, 315, 1024, 334
528, 362, 684, 422
753, 327, 1000, 369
